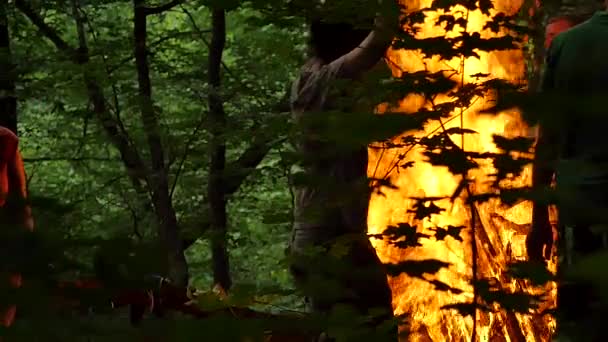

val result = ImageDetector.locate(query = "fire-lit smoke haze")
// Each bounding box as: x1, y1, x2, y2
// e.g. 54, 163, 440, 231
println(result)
367, 0, 557, 340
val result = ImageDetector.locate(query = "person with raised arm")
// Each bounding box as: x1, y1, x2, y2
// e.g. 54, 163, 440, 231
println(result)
288, 1, 400, 340
528, 2, 608, 340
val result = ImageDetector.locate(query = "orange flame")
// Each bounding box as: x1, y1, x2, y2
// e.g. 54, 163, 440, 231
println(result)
368, 0, 557, 340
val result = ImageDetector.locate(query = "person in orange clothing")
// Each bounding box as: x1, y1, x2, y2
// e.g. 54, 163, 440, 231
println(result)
526, 0, 592, 49
544, 15, 589, 49
0, 126, 34, 328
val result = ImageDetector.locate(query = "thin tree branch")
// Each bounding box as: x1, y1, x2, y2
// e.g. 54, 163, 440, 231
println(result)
181, 6, 263, 106
16, 0, 149, 184
0, 0, 17, 133
14, 0, 76, 56
107, 30, 206, 74
169, 116, 205, 199
180, 135, 286, 248
22, 156, 119, 162
143, 0, 184, 15
80, 8, 124, 121
224, 136, 286, 195
83, 10, 159, 230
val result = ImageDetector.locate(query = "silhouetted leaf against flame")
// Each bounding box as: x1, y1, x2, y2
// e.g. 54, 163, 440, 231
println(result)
384, 223, 427, 240
431, 225, 465, 242
428, 280, 464, 294
409, 196, 446, 202
384, 259, 451, 278
478, 0, 493, 15
311, 111, 431, 148
436, 14, 467, 32
483, 12, 533, 36
474, 278, 544, 312
423, 149, 478, 175
471, 72, 491, 79
386, 70, 459, 99
492, 135, 535, 153
407, 200, 446, 220
401, 160, 415, 170
441, 302, 492, 317
489, 290, 543, 313
370, 178, 399, 198
448, 83, 486, 107
442, 127, 478, 136
369, 223, 431, 248
507, 261, 555, 286
430, 0, 489, 11
401, 135, 419, 146
490, 152, 532, 182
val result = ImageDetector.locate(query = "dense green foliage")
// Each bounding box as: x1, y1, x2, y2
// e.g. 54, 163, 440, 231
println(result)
16, 0, 302, 286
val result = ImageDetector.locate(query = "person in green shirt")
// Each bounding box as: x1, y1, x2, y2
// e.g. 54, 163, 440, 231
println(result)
528, 4, 608, 340
529, 6, 608, 263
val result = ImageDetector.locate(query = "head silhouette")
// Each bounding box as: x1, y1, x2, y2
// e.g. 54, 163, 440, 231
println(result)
309, 19, 372, 64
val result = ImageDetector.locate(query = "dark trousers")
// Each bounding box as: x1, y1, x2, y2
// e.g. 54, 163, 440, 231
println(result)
289, 231, 396, 341
557, 182, 608, 341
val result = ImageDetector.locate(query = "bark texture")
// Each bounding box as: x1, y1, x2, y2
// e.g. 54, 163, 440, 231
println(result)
207, 8, 231, 291
133, 0, 189, 286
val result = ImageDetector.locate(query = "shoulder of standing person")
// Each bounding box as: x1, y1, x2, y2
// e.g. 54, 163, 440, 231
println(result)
0, 126, 18, 162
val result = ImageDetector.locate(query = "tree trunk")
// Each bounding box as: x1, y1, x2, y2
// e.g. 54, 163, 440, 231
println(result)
0, 0, 18, 328
133, 0, 189, 287
536, 1, 606, 340
0, 0, 16, 132
207, 8, 231, 291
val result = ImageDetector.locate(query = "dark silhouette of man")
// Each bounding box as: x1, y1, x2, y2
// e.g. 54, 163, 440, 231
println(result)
529, 4, 608, 262
528, 4, 608, 340
288, 2, 399, 341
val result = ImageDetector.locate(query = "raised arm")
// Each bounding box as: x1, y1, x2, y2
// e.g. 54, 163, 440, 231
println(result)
336, 10, 399, 79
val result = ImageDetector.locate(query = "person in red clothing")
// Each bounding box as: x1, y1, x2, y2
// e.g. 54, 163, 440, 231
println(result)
0, 126, 34, 328
544, 15, 589, 49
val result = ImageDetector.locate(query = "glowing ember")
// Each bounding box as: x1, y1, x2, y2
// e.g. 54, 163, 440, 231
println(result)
367, 0, 558, 340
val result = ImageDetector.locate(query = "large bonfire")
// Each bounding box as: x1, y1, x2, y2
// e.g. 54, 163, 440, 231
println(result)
367, 0, 558, 340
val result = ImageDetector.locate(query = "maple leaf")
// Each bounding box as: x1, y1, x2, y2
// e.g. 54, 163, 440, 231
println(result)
431, 225, 465, 242
385, 259, 451, 278
408, 200, 446, 220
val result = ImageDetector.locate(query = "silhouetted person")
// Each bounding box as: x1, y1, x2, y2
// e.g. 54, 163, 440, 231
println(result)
528, 4, 608, 341
288, 3, 399, 341
0, 126, 33, 328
